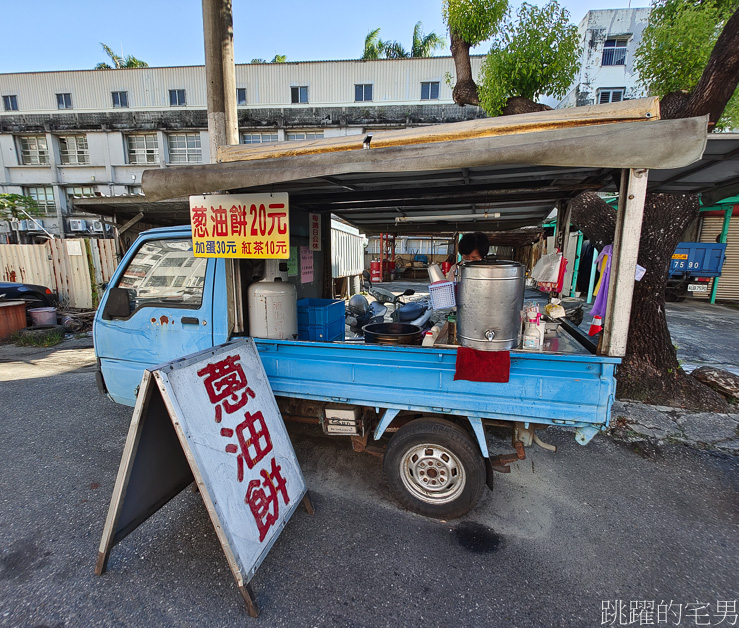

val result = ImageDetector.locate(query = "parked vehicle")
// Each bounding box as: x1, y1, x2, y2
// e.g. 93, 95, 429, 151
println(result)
0, 282, 58, 309
345, 293, 387, 337
94, 99, 708, 519
666, 242, 727, 301
345, 271, 433, 338
362, 271, 433, 329
94, 227, 617, 519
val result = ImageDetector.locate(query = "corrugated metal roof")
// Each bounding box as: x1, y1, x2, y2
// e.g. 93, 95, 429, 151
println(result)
77, 99, 739, 236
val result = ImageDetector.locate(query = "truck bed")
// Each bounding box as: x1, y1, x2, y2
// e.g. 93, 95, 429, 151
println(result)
255, 339, 619, 432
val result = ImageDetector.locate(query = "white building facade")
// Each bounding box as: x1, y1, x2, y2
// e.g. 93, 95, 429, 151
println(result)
559, 8, 651, 109
0, 56, 485, 242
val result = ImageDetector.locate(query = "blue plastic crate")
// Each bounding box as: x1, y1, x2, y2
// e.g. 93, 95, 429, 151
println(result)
297, 298, 345, 342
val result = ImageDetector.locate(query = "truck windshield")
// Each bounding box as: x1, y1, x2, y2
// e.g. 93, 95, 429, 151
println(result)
117, 239, 208, 309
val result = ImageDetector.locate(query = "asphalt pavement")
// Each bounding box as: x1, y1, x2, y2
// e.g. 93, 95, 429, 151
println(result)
0, 338, 737, 627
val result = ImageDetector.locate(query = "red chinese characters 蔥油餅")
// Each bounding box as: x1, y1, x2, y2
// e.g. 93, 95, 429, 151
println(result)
196, 354, 289, 542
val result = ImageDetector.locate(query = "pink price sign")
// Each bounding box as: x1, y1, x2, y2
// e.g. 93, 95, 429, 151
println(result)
189, 193, 290, 259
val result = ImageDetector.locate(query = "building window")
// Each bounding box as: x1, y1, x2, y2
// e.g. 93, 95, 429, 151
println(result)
59, 135, 89, 165
66, 186, 96, 199
602, 38, 628, 66
241, 132, 279, 144
24, 186, 55, 214
56, 93, 73, 109
112, 91, 129, 108
127, 134, 159, 164
128, 185, 143, 195
19, 136, 49, 165
291, 86, 308, 104
167, 133, 202, 163
169, 89, 186, 106
237, 88, 247, 105
355, 84, 373, 102
286, 131, 324, 141
421, 81, 440, 100
3, 95, 18, 111
598, 88, 625, 104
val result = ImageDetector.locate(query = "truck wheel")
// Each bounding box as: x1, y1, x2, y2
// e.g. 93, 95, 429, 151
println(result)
383, 418, 485, 519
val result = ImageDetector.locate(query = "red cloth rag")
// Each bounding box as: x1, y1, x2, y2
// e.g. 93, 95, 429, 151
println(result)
454, 347, 511, 383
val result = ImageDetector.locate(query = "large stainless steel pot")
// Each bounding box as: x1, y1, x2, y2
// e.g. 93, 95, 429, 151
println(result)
457, 260, 525, 351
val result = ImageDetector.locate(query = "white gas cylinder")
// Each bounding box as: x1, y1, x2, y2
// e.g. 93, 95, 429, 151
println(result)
247, 280, 298, 340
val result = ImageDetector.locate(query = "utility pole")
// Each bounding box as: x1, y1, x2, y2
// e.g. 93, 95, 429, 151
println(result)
202, 0, 239, 163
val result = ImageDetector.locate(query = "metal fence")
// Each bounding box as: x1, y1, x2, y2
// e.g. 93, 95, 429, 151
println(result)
0, 238, 118, 309
331, 221, 365, 278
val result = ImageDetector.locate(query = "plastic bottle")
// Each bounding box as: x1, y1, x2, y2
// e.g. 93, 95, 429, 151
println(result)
422, 323, 444, 346
522, 313, 542, 350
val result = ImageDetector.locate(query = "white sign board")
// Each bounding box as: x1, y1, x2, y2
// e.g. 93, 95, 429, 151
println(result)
155, 339, 306, 573
65, 239, 83, 256
96, 338, 310, 617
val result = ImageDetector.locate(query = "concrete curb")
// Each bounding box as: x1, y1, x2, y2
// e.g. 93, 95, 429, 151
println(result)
609, 400, 739, 455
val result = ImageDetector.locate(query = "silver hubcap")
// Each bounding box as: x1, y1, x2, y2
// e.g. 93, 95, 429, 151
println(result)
399, 443, 466, 505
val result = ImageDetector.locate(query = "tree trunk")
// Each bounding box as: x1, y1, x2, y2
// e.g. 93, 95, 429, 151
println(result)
570, 191, 729, 411
669, 8, 739, 127
450, 31, 479, 107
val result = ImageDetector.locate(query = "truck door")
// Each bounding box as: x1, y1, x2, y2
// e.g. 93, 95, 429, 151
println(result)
95, 236, 215, 405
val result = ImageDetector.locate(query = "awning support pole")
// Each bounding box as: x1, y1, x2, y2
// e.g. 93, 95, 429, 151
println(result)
569, 230, 583, 297
709, 205, 733, 304
600, 168, 649, 357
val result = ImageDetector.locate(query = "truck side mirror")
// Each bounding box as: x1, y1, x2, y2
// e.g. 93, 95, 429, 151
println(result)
102, 287, 132, 320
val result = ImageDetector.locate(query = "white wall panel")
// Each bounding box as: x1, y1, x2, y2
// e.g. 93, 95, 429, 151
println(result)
2, 58, 484, 113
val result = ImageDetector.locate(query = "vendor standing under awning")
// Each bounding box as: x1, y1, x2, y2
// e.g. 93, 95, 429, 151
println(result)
445, 232, 493, 280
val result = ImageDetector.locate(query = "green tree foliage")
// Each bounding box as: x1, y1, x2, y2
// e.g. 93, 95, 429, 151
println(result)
477, 1, 580, 116
634, 0, 738, 127
442, 0, 509, 46
250, 56, 287, 64
0, 194, 41, 235
95, 43, 149, 70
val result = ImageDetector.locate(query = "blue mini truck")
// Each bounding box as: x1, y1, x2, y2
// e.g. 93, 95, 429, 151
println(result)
94, 99, 709, 518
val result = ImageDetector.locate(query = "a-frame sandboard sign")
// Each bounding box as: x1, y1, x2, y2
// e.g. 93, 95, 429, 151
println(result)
95, 338, 313, 617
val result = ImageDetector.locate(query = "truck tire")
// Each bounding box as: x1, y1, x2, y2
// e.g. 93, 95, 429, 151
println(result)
383, 418, 485, 519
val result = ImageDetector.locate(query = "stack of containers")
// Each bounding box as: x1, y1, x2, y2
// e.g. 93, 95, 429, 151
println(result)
297, 299, 345, 342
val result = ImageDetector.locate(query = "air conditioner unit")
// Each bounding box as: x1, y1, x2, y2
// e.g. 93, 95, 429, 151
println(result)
91, 220, 104, 232
69, 219, 87, 232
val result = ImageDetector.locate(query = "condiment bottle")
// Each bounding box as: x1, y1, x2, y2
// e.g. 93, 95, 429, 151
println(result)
447, 313, 457, 344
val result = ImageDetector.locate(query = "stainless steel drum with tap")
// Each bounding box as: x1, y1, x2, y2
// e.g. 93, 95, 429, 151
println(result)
456, 260, 525, 351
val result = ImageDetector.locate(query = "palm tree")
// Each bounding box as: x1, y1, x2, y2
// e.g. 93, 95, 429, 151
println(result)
384, 41, 410, 58
362, 28, 387, 60
95, 43, 149, 70
411, 22, 445, 57
361, 24, 444, 60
